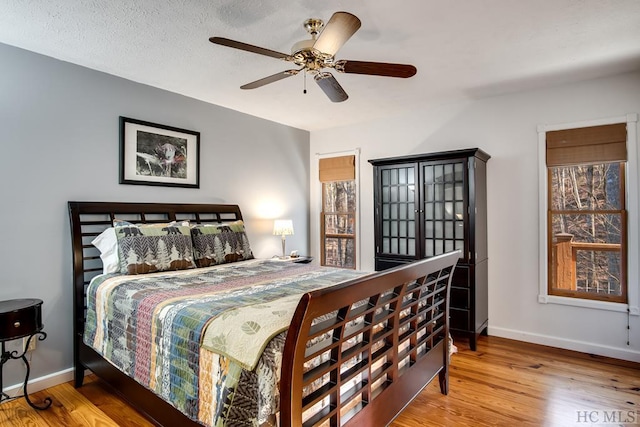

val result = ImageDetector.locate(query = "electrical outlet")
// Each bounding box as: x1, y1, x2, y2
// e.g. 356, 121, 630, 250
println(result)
23, 336, 37, 353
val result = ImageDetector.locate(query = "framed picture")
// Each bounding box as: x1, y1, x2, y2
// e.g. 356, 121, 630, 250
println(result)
119, 116, 200, 188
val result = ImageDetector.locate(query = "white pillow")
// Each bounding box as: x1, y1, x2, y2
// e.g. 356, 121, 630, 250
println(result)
92, 227, 120, 274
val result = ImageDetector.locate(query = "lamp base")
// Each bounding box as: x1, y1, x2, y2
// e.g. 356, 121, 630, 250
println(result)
281, 235, 287, 259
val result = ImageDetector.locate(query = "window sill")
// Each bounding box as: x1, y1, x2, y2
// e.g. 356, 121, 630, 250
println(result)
538, 294, 639, 315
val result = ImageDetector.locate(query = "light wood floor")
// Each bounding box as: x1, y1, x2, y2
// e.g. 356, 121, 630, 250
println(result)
1, 336, 638, 426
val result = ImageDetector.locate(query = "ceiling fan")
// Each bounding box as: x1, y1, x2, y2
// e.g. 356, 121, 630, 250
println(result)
209, 11, 417, 102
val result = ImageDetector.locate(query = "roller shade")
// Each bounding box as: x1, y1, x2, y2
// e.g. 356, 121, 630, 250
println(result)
546, 123, 627, 167
319, 155, 355, 182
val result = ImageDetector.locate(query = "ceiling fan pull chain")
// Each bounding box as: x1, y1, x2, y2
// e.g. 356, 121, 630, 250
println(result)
303, 70, 307, 94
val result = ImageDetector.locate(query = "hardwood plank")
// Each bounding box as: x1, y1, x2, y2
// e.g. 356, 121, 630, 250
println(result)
35, 382, 119, 427
0, 382, 120, 427
391, 336, 640, 427
0, 396, 44, 427
75, 375, 154, 427
1, 336, 637, 427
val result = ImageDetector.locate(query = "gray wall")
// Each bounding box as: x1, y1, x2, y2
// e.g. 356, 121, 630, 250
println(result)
0, 43, 310, 387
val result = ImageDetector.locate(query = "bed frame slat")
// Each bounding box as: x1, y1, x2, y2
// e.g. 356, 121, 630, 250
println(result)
281, 251, 459, 427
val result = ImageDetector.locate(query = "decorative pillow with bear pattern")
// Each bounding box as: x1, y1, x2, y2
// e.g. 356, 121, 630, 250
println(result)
191, 220, 254, 268
114, 221, 195, 275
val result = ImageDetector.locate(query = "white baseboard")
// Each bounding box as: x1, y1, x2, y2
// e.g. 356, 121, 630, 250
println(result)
489, 326, 640, 363
1, 367, 75, 399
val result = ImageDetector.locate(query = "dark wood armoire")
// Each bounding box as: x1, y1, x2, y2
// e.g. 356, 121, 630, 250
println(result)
369, 148, 490, 350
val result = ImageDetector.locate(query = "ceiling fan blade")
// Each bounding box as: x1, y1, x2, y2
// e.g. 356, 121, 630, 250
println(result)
314, 72, 348, 102
313, 12, 361, 57
209, 37, 290, 60
240, 70, 300, 90
335, 60, 417, 78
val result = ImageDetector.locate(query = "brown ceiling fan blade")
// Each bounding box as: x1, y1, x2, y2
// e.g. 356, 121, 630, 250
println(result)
240, 70, 299, 90
209, 37, 290, 60
313, 12, 361, 57
314, 72, 348, 102
336, 60, 417, 78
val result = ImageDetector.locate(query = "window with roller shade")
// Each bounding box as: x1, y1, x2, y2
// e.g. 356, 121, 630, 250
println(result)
319, 155, 356, 269
546, 123, 628, 303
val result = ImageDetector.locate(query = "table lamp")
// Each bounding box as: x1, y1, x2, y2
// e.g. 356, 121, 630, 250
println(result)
273, 219, 294, 259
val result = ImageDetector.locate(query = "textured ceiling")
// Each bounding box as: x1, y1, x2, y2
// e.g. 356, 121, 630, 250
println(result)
2, 0, 640, 131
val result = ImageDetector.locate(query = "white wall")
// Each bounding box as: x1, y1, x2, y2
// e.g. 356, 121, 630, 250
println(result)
0, 42, 310, 389
310, 71, 640, 362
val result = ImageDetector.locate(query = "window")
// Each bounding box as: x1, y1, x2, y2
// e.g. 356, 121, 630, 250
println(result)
545, 123, 628, 303
319, 155, 356, 269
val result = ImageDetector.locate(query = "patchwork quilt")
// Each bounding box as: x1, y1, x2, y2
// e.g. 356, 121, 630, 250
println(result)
84, 258, 368, 426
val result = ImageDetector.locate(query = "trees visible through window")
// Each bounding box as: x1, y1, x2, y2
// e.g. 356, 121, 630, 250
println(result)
546, 123, 628, 303
548, 163, 626, 301
319, 155, 356, 269
322, 181, 356, 268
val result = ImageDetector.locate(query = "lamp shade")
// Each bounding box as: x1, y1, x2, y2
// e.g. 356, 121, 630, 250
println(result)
273, 219, 294, 236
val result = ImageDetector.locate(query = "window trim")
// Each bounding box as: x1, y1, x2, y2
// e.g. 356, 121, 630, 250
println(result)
317, 149, 361, 269
537, 113, 639, 315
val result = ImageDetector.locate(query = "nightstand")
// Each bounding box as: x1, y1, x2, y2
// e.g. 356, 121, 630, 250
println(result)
0, 298, 51, 410
271, 256, 313, 263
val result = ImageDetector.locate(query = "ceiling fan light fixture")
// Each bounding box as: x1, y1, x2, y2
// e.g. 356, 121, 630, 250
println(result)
290, 38, 315, 56
292, 18, 330, 65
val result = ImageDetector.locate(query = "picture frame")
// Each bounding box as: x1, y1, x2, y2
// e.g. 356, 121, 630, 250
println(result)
119, 116, 200, 188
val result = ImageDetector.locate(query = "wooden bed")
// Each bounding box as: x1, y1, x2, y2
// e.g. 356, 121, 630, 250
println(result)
68, 201, 459, 427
